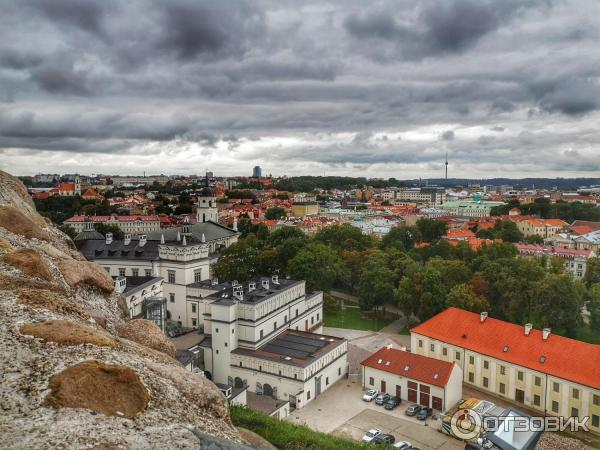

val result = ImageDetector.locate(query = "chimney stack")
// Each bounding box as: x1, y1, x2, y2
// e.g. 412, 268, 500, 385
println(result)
105, 233, 113, 245
124, 234, 131, 246
139, 235, 147, 247
480, 312, 488, 323
524, 323, 533, 336
262, 278, 270, 290
542, 328, 551, 341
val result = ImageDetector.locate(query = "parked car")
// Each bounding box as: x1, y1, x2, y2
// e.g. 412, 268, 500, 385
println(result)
362, 428, 382, 443
373, 434, 395, 445
384, 396, 401, 410
375, 393, 391, 405
416, 407, 432, 420
393, 442, 412, 449
405, 404, 422, 416
362, 389, 379, 402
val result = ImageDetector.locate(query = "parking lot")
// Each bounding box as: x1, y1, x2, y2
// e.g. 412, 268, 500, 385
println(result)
286, 380, 464, 450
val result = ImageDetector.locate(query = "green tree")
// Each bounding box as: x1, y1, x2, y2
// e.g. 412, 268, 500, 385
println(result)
357, 256, 395, 311
287, 242, 349, 292
426, 258, 471, 290
416, 218, 448, 243
446, 283, 490, 313
93, 223, 124, 240
588, 284, 600, 332
381, 225, 421, 251
213, 240, 260, 282
265, 206, 287, 220
268, 226, 307, 247
585, 258, 600, 286
314, 224, 373, 252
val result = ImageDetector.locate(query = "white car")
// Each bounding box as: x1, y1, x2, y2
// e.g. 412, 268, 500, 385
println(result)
362, 428, 382, 443
394, 442, 412, 449
362, 389, 378, 402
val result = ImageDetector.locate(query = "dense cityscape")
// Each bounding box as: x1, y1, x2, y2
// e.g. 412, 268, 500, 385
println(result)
2, 1, 600, 450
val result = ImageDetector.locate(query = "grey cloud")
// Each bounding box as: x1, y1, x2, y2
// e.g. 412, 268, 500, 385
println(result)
29, 0, 112, 37
441, 130, 455, 141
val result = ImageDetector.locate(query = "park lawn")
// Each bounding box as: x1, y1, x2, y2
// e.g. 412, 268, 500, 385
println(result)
324, 306, 395, 331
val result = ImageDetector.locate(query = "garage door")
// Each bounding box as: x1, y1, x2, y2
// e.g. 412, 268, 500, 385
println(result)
419, 392, 430, 407
432, 396, 442, 411
408, 389, 417, 402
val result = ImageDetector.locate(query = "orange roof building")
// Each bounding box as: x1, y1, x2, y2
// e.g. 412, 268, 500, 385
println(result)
361, 346, 463, 411
411, 308, 600, 425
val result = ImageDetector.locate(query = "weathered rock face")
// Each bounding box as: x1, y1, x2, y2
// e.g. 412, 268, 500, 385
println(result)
0, 171, 247, 450
116, 319, 177, 358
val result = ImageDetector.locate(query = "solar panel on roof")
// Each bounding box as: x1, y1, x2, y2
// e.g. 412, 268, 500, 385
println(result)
262, 344, 309, 359
278, 334, 328, 348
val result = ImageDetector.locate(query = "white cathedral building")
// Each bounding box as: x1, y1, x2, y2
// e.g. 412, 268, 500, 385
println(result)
76, 185, 239, 328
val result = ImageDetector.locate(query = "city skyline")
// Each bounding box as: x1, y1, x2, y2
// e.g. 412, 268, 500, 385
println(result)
1, 0, 600, 178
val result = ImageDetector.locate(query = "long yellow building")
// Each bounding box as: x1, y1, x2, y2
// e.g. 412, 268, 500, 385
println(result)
411, 308, 600, 433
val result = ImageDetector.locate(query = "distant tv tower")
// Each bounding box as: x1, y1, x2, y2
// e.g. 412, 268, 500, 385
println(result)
445, 151, 448, 180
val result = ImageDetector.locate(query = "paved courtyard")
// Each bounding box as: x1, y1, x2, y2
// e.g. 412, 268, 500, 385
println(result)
286, 380, 464, 450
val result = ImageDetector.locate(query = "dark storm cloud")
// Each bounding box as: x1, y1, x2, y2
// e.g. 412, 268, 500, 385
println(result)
1, 0, 599, 176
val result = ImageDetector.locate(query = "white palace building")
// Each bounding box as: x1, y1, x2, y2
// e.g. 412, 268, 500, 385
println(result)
187, 275, 348, 415
76, 185, 239, 328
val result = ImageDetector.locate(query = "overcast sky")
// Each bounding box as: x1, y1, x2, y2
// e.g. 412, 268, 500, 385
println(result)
1, 0, 599, 179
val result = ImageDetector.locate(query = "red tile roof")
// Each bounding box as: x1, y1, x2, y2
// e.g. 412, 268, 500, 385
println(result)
411, 307, 600, 389
361, 346, 456, 388
65, 215, 160, 223
445, 229, 475, 240
570, 225, 594, 236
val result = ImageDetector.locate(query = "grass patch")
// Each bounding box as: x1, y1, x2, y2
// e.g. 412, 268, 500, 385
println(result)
230, 405, 377, 450
324, 307, 395, 331
574, 325, 600, 345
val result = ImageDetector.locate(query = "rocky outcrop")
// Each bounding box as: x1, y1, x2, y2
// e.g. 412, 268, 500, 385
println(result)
0, 171, 246, 450
46, 360, 149, 418
3, 248, 53, 281
116, 319, 177, 358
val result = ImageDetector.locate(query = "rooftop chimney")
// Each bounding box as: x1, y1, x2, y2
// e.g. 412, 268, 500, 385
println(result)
262, 278, 270, 290
480, 312, 488, 323
124, 234, 131, 246
211, 278, 219, 285
139, 235, 147, 247
271, 274, 279, 284
524, 323, 533, 336
160, 234, 165, 244
248, 281, 256, 292
105, 233, 113, 245
542, 328, 551, 341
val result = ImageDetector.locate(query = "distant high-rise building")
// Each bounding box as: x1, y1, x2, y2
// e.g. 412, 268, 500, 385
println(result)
252, 166, 262, 178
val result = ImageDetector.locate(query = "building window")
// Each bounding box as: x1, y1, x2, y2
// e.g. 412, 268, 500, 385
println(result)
274, 322, 277, 330
191, 303, 197, 313
442, 347, 447, 356
260, 330, 263, 339
469, 356, 474, 365
311, 317, 314, 325
369, 377, 374, 386
132, 269, 139, 277
239, 362, 242, 367
192, 319, 197, 327
483, 360, 489, 370
533, 394, 541, 407
294, 374, 297, 379
455, 351, 461, 360
215, 350, 219, 355
468, 372, 474, 383
553, 382, 560, 393
224, 342, 228, 347
317, 313, 320, 322
517, 371, 524, 382
552, 401, 559, 413
232, 329, 235, 334
430, 343, 435, 352
119, 268, 126, 277
500, 366, 506, 376
145, 269, 152, 277
483, 377, 489, 388
572, 388, 579, 400
169, 293, 175, 303
534, 376, 541, 387
338, 368, 341, 376
307, 391, 311, 400
194, 270, 202, 283
168, 270, 175, 283
215, 328, 219, 333
418, 339, 423, 348
592, 415, 599, 428
278, 370, 281, 376
326, 377, 329, 386
259, 366, 262, 372
295, 308, 298, 317
284, 315, 287, 323
104, 267, 110, 273
572, 407, 579, 418
499, 383, 506, 394
594, 395, 600, 406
